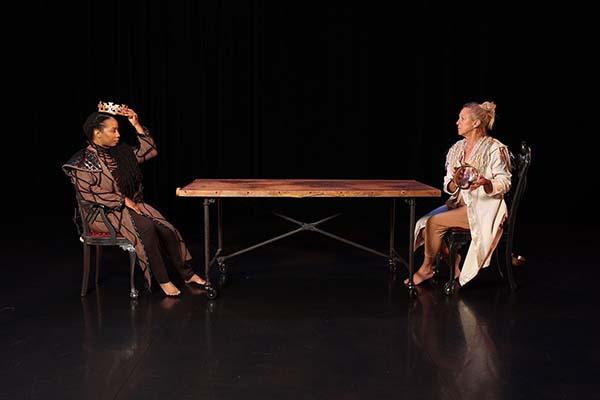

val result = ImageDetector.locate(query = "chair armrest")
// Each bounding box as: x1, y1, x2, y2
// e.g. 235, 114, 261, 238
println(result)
78, 199, 119, 245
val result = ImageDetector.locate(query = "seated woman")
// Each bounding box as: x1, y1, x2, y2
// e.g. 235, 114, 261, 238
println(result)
63, 103, 205, 296
408, 101, 512, 287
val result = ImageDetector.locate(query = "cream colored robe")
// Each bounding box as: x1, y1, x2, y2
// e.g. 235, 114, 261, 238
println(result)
414, 136, 512, 286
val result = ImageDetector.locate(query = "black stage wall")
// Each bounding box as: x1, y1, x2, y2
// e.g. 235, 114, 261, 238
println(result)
8, 1, 594, 227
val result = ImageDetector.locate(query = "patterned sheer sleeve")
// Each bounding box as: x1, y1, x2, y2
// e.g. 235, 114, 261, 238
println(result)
68, 168, 125, 210
134, 127, 158, 163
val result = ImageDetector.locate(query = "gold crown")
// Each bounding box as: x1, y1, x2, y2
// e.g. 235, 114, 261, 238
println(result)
97, 101, 128, 115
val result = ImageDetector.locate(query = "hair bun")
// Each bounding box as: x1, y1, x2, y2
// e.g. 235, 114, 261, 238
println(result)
480, 101, 496, 112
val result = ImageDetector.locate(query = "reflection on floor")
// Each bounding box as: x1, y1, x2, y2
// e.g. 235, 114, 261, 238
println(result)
1, 220, 598, 399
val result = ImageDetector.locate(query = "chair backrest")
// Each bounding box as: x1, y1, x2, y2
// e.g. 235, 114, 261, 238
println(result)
72, 192, 119, 245
505, 141, 532, 237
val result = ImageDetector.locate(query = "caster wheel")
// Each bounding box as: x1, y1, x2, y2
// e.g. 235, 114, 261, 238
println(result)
406, 282, 417, 298
443, 281, 455, 296
206, 286, 219, 300
129, 288, 139, 299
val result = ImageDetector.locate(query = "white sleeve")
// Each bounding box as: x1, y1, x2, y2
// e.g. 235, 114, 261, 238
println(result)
486, 145, 512, 196
443, 144, 460, 195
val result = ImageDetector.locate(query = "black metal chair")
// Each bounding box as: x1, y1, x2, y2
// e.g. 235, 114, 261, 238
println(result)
73, 195, 139, 299
442, 141, 532, 295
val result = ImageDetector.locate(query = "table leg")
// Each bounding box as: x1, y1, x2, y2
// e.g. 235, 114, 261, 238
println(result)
407, 198, 417, 297
204, 199, 218, 299
389, 199, 396, 272
217, 199, 223, 251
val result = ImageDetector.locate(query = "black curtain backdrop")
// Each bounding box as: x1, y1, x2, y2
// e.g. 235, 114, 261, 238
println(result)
11, 1, 594, 228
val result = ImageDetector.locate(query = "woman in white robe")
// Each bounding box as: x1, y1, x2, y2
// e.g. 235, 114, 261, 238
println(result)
407, 101, 512, 287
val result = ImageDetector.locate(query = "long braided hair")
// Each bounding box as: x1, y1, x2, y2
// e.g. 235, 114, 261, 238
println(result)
82, 112, 143, 199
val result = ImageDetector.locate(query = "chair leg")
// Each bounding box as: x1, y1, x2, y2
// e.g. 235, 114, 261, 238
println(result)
444, 241, 458, 296
95, 246, 102, 284
81, 244, 91, 297
505, 240, 518, 291
128, 250, 139, 299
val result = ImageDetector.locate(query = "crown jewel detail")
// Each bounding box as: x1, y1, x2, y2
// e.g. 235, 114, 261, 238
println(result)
97, 101, 128, 115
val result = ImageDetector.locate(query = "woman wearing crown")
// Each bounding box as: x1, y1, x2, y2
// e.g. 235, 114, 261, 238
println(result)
62, 103, 206, 296
407, 101, 512, 287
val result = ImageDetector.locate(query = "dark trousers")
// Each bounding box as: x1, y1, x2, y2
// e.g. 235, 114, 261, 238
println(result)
131, 212, 194, 283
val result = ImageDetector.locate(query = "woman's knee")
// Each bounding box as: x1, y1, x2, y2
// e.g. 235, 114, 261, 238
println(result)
426, 215, 442, 230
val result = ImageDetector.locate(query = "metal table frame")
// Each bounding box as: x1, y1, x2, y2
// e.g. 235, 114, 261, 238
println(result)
177, 179, 439, 299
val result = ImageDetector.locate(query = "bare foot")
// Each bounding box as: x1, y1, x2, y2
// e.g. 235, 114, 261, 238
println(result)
404, 267, 435, 286
185, 274, 206, 286
159, 281, 181, 296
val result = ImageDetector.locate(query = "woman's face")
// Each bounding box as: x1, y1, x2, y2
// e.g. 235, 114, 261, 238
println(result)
456, 108, 479, 137
93, 117, 120, 147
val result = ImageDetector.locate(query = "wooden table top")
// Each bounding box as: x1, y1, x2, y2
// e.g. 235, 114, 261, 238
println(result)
176, 179, 441, 198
